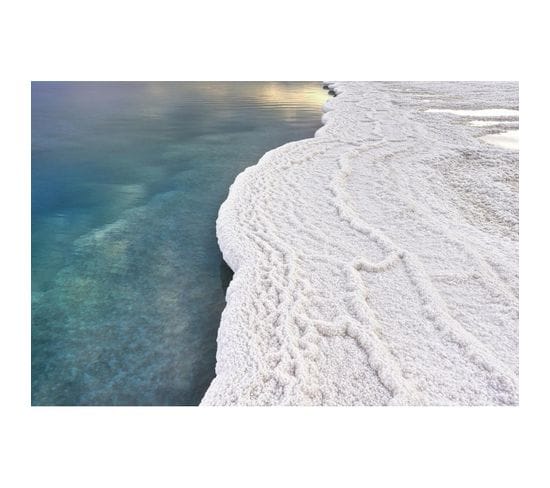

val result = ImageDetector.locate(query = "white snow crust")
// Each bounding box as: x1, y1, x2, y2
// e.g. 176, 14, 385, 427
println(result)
480, 130, 519, 150
426, 108, 518, 117
424, 107, 519, 150
470, 120, 516, 127
202, 82, 519, 406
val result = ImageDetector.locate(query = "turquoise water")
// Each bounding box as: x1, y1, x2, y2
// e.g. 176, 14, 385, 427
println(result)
32, 82, 328, 405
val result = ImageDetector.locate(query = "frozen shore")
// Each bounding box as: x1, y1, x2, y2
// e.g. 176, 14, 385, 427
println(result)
202, 82, 519, 406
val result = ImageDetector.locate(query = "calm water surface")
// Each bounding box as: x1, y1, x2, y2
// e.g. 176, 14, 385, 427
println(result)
32, 82, 328, 405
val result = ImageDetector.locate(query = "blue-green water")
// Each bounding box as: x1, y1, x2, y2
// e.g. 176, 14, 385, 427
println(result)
32, 82, 328, 405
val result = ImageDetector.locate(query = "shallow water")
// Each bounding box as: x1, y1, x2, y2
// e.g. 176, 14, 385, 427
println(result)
32, 81, 328, 405
424, 107, 519, 151
480, 129, 519, 150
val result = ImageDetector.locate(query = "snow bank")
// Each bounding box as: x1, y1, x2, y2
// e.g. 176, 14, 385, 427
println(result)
202, 82, 519, 406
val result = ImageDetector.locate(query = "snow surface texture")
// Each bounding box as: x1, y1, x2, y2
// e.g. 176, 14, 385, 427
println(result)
480, 130, 519, 150
202, 82, 519, 406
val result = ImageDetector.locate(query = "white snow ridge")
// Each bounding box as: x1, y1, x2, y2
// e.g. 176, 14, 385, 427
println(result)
201, 82, 519, 406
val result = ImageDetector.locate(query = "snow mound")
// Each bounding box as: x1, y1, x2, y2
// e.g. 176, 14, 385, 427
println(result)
202, 82, 519, 406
